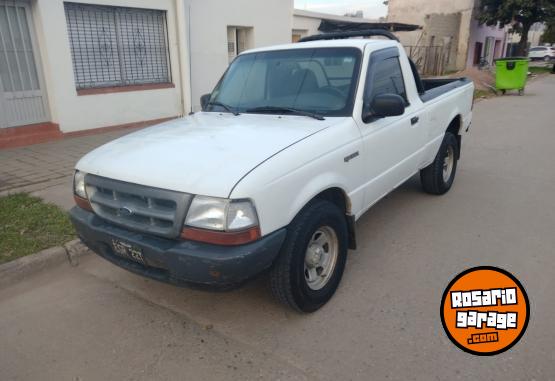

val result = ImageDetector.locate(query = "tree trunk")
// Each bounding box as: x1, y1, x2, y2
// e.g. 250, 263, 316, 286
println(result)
516, 23, 532, 57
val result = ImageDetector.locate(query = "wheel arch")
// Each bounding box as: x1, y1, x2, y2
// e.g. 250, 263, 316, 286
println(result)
304, 187, 357, 250
446, 114, 463, 158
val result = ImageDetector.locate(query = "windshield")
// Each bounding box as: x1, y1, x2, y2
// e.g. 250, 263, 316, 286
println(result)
207, 48, 362, 117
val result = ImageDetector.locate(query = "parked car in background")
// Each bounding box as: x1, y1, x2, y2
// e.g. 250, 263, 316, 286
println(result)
70, 30, 474, 313
528, 46, 555, 61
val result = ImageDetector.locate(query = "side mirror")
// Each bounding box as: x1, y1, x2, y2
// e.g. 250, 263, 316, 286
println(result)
362, 94, 406, 122
200, 93, 211, 111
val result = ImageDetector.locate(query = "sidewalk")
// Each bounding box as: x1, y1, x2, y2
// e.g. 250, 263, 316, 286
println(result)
0, 127, 144, 208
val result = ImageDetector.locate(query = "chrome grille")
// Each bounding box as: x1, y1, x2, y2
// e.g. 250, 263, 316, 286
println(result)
85, 174, 192, 238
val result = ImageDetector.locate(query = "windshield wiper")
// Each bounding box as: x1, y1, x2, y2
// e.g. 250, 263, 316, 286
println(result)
207, 101, 240, 116
245, 106, 325, 121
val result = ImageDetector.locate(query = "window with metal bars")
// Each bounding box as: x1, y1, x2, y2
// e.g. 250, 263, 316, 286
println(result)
64, 3, 171, 90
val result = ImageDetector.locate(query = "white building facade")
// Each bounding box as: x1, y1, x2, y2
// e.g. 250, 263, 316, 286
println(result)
186, 0, 293, 111
0, 0, 293, 147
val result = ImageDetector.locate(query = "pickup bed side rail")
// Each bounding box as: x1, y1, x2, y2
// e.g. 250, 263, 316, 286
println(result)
420, 78, 473, 103
407, 56, 472, 102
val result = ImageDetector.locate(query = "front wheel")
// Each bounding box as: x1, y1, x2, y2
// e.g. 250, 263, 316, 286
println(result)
269, 200, 348, 312
420, 132, 459, 195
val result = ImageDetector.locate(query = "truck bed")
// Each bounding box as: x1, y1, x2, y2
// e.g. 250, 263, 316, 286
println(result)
419, 78, 473, 103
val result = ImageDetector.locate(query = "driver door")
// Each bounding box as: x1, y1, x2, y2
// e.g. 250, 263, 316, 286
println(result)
355, 47, 422, 210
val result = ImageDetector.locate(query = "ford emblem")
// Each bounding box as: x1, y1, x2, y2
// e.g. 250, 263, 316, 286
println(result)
119, 206, 134, 217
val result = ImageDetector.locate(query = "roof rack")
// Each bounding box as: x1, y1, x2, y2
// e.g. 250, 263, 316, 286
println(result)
298, 29, 399, 43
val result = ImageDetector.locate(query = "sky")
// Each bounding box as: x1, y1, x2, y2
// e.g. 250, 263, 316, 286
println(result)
294, 0, 388, 19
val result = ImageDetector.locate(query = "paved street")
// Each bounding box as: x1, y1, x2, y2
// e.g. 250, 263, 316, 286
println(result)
1, 75, 554, 380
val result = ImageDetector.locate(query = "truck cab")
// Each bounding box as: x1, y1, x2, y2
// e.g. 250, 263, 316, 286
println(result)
71, 30, 474, 312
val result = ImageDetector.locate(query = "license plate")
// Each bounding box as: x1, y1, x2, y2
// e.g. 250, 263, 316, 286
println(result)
111, 239, 145, 264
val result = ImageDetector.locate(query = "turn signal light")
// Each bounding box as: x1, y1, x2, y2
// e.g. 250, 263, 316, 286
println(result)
74, 195, 93, 212
180, 226, 261, 246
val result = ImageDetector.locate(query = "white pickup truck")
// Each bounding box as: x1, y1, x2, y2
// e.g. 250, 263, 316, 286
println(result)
70, 30, 473, 312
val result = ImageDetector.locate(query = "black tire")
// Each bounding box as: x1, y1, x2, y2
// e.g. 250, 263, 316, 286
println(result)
269, 200, 348, 313
420, 132, 459, 195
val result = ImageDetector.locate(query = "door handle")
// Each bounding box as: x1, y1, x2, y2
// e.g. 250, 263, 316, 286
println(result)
411, 116, 419, 125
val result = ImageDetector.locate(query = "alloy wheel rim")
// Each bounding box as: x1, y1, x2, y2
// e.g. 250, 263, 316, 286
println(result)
304, 226, 339, 291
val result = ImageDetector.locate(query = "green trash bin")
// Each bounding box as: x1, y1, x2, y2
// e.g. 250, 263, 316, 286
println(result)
495, 57, 529, 95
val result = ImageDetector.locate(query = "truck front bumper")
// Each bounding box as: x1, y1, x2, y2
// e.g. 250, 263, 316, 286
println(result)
70, 207, 286, 289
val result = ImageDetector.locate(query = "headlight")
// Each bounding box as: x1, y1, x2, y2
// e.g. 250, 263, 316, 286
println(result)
182, 196, 260, 245
184, 196, 259, 232
185, 196, 228, 230
73, 170, 87, 199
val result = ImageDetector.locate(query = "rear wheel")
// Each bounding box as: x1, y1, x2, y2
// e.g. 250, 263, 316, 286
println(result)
420, 132, 458, 195
269, 200, 348, 312
544, 55, 551, 62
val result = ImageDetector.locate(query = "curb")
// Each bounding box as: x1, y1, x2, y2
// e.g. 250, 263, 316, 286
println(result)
0, 239, 89, 289
64, 239, 90, 266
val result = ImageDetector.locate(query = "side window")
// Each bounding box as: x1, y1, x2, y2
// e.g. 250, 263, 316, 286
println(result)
366, 57, 407, 102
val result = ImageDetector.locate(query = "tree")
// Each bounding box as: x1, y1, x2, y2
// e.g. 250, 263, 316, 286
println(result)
477, 0, 555, 56
540, 17, 555, 43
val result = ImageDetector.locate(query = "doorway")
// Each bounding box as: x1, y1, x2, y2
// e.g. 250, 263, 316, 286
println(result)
473, 42, 483, 66
0, 1, 49, 128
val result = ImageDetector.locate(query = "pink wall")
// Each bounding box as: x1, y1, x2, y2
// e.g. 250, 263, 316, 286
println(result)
466, 19, 507, 67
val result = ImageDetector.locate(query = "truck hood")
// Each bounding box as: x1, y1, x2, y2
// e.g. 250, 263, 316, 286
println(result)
76, 112, 342, 197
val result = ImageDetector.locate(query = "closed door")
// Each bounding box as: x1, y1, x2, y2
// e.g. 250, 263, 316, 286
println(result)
0, 1, 49, 128
356, 47, 422, 208
483, 37, 495, 64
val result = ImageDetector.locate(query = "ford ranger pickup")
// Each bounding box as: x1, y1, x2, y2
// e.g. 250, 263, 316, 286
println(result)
70, 30, 474, 312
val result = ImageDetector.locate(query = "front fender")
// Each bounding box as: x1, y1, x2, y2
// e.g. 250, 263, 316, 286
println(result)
230, 119, 365, 236
288, 172, 352, 223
